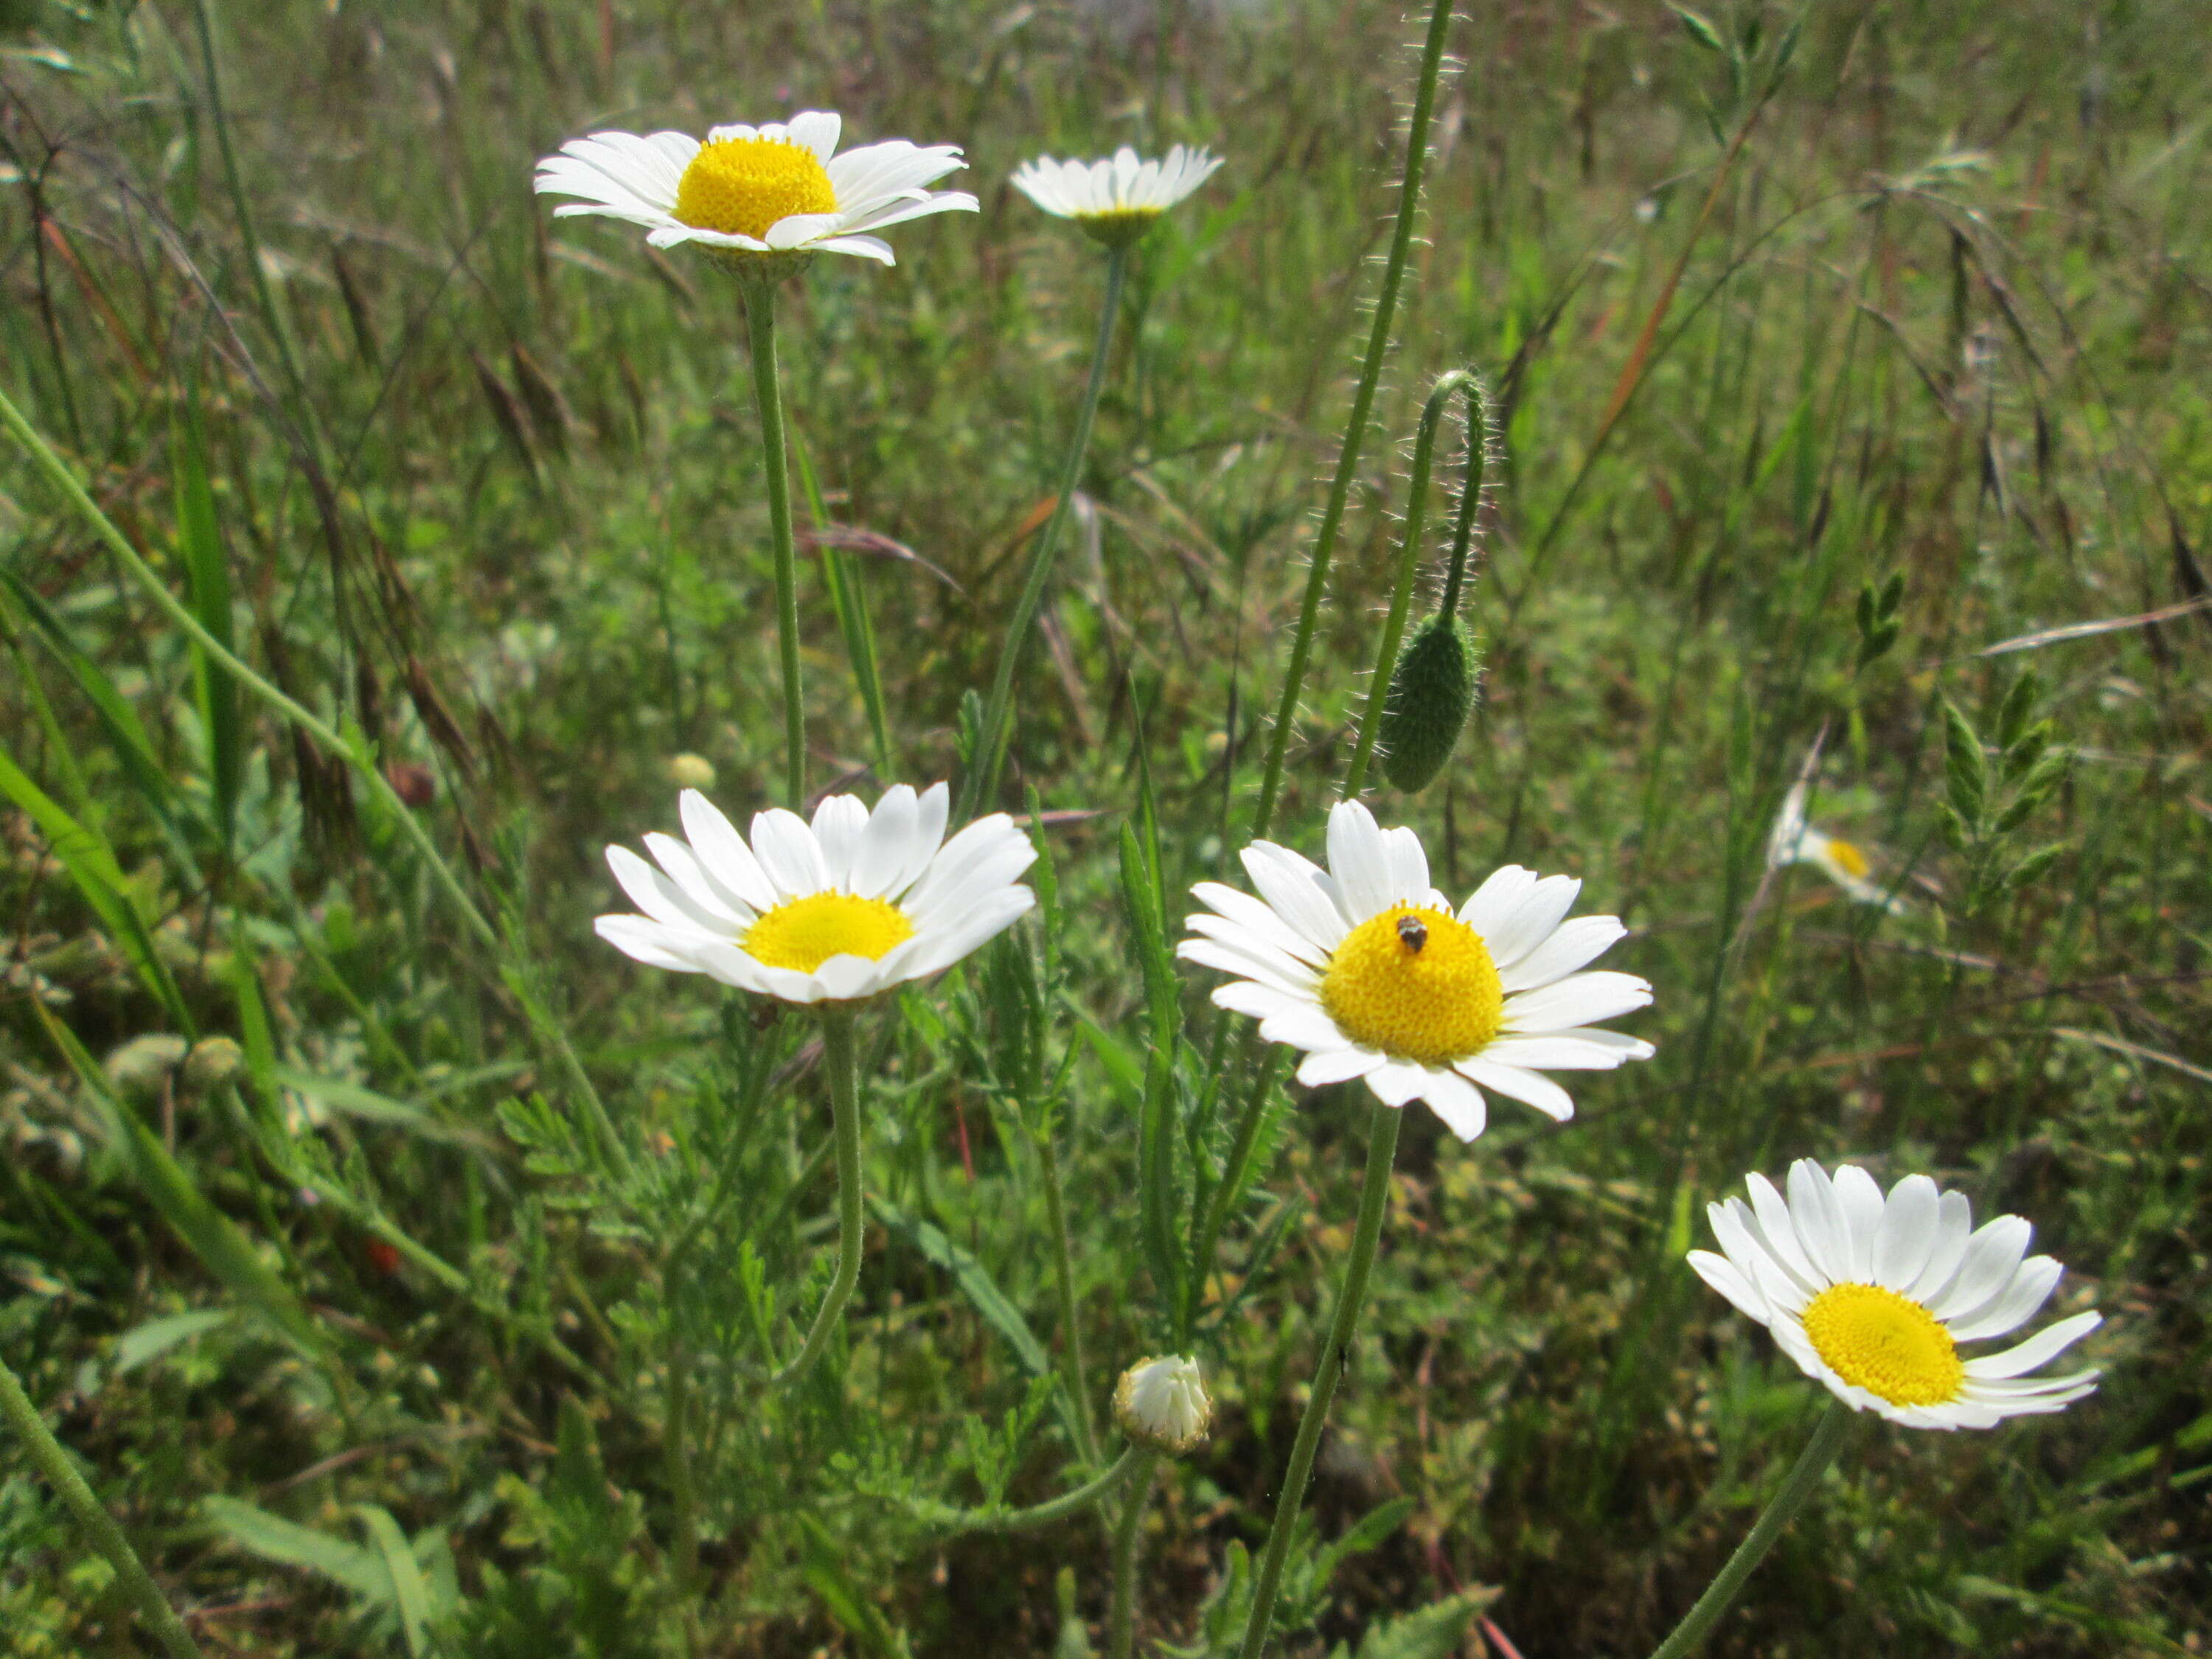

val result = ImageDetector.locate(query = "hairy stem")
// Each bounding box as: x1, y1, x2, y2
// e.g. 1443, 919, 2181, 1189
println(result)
897, 1445, 1144, 1534
1644, 1402, 1851, 1659
0, 1350, 208, 1659
1108, 1450, 1163, 1659
960, 244, 1129, 820
1237, 1098, 1402, 1659
773, 1008, 864, 1386
741, 278, 807, 811
1251, 0, 1458, 840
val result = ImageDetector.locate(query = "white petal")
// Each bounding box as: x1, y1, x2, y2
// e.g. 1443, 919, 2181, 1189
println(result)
1452, 1057, 1573, 1121
765, 212, 845, 249
594, 914, 706, 973
1298, 1047, 1385, 1088
1944, 1256, 2063, 1342
1189, 881, 1332, 968
1381, 824, 1430, 905
851, 785, 920, 897
1479, 875, 1583, 969
810, 794, 869, 887
1903, 1190, 1976, 1301
785, 110, 841, 163
1872, 1174, 1941, 1292
1476, 1032, 1650, 1070
1457, 865, 1537, 936
1362, 1062, 1431, 1107
606, 844, 727, 936
1785, 1161, 1851, 1285
1688, 1248, 1773, 1324
1745, 1174, 1826, 1290
1496, 914, 1627, 992
1181, 916, 1322, 988
750, 808, 827, 897
1500, 971, 1652, 1032
1326, 800, 1394, 920
1178, 937, 1318, 999
1416, 1068, 1487, 1141
679, 790, 778, 911
1241, 841, 1353, 952
643, 832, 751, 926
1831, 1165, 1886, 1282
1927, 1216, 2034, 1321
1962, 1311, 2101, 1379
809, 234, 897, 264
1259, 1006, 1354, 1054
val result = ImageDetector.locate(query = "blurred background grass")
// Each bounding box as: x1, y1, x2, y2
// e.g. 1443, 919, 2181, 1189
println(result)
0, 0, 2208, 1653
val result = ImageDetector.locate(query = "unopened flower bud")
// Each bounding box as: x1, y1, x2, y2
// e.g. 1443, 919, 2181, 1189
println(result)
665, 753, 717, 790
1113, 1354, 1211, 1456
1379, 612, 1477, 793
103, 1034, 187, 1091
184, 1036, 245, 1091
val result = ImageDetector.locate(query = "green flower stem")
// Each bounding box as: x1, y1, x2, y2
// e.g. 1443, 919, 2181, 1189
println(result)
0, 1349, 207, 1659
740, 278, 807, 811
898, 1444, 1143, 1534
0, 380, 630, 1181
1178, 1037, 1284, 1341
772, 1008, 864, 1387
1036, 1121, 1103, 1465
959, 243, 1130, 821
1644, 1402, 1851, 1659
1237, 1097, 1403, 1659
1251, 0, 1458, 841
1342, 370, 1481, 801
1107, 1450, 1163, 1659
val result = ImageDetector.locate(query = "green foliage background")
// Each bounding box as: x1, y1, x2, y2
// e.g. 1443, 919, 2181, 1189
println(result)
0, 0, 2207, 1654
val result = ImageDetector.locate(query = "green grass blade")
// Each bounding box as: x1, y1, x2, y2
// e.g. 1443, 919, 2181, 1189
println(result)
173, 383, 241, 856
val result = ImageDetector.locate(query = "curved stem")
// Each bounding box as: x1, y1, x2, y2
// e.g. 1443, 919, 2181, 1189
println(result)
960, 244, 1129, 821
740, 279, 807, 811
0, 1350, 207, 1659
1237, 1099, 1402, 1659
900, 1444, 1143, 1534
1644, 1401, 1851, 1659
1108, 1450, 1163, 1659
1250, 0, 1458, 841
0, 382, 629, 1179
772, 1008, 864, 1387
1343, 370, 1479, 801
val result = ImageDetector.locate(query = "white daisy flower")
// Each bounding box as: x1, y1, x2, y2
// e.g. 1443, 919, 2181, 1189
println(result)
595, 784, 1035, 1004
534, 111, 976, 268
1767, 778, 1905, 912
1113, 1354, 1213, 1456
1010, 144, 1222, 246
1688, 1160, 2101, 1430
1177, 800, 1655, 1141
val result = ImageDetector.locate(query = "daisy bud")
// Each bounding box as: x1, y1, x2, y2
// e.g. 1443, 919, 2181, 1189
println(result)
664, 752, 717, 790
1379, 612, 1477, 793
103, 1034, 187, 1092
184, 1036, 246, 1091
1113, 1354, 1211, 1456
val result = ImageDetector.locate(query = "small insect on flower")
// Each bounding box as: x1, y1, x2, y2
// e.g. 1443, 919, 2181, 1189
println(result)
1688, 1160, 2101, 1429
1010, 145, 1223, 247
535, 111, 977, 271
1178, 800, 1655, 1141
595, 784, 1036, 1006
1767, 777, 1905, 912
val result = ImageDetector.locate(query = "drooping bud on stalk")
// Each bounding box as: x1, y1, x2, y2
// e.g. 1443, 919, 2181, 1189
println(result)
1379, 612, 1477, 793
1113, 1354, 1212, 1456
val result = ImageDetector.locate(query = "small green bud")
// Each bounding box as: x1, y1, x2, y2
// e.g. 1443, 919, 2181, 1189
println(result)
1379, 613, 1478, 793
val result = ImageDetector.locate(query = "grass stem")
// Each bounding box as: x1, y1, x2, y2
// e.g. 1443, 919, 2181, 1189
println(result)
1236, 1096, 1402, 1659
0, 1349, 208, 1659
960, 244, 1130, 820
1037, 1119, 1102, 1465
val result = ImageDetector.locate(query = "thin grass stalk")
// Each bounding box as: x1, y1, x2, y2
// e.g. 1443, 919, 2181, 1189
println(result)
1343, 369, 1481, 800
1177, 1037, 1283, 1341
0, 381, 630, 1180
1035, 1121, 1102, 1465
1107, 1450, 1163, 1659
1643, 1403, 1851, 1659
959, 244, 1129, 821
1250, 0, 1458, 841
740, 279, 807, 810
0, 1351, 209, 1659
1236, 1097, 1403, 1659
772, 1009, 864, 1386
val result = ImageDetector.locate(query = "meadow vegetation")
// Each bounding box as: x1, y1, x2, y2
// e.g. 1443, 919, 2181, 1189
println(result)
1, 0, 2208, 1654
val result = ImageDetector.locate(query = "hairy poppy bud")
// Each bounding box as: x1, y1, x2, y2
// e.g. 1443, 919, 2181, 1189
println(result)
1379, 613, 1477, 793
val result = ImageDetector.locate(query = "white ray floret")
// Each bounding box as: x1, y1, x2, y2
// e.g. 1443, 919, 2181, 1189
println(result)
596, 784, 1034, 1004
1767, 777, 1906, 911
1688, 1160, 2101, 1430
534, 111, 975, 266
1177, 799, 1655, 1141
1010, 145, 1222, 243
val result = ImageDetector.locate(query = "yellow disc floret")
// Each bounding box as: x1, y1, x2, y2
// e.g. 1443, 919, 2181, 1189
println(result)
1801, 1282, 1964, 1407
674, 136, 838, 241
1318, 905, 1503, 1067
1824, 836, 1871, 880
745, 892, 914, 974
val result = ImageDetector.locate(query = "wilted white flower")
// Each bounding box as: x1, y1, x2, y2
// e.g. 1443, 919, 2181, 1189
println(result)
1011, 145, 1222, 246
1689, 1160, 2101, 1430
535, 111, 975, 268
596, 784, 1034, 1005
1179, 801, 1654, 1141
1767, 778, 1905, 912
1114, 1354, 1212, 1455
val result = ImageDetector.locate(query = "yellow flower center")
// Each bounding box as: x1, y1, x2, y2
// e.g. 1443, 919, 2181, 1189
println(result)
1825, 837, 1871, 880
674, 136, 838, 241
744, 892, 914, 974
1318, 905, 1503, 1068
1801, 1282, 1964, 1407
1076, 206, 1164, 248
